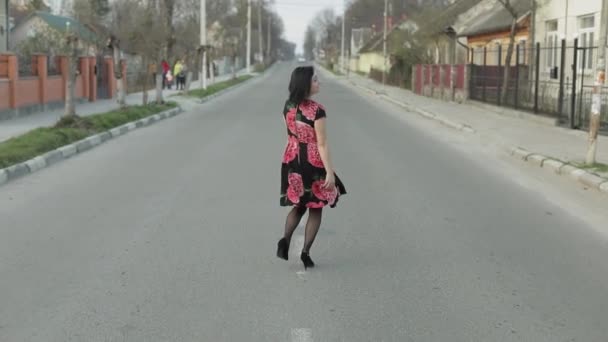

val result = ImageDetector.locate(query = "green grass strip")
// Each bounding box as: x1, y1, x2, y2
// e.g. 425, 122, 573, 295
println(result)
0, 102, 177, 169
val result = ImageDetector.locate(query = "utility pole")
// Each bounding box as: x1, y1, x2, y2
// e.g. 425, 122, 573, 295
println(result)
258, 0, 264, 65
382, 0, 388, 86
341, 0, 345, 73
267, 14, 272, 61
200, 0, 207, 89
246, 0, 252, 74
586, 0, 608, 164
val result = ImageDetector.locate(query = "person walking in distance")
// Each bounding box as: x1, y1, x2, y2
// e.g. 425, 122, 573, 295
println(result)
277, 66, 346, 269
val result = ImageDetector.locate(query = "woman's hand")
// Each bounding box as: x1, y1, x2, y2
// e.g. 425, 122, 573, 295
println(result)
323, 172, 335, 189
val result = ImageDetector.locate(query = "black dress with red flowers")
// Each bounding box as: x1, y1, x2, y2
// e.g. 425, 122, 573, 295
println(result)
280, 99, 346, 208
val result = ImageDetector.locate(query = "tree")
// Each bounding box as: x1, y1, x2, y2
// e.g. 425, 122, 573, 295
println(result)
27, 0, 50, 12
303, 25, 315, 60
64, 29, 80, 118
496, 0, 520, 106
110, 0, 167, 105
586, 0, 608, 164
91, 0, 110, 18
106, 35, 126, 108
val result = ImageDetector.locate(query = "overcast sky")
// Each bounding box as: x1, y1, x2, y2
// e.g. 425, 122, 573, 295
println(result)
274, 0, 344, 55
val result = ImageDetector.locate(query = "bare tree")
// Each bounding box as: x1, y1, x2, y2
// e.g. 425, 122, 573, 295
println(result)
586, 0, 608, 164
106, 35, 126, 108
64, 29, 79, 118
496, 0, 520, 106
110, 0, 167, 105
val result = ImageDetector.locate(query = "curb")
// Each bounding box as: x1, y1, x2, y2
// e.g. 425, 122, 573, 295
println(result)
508, 146, 608, 195
198, 77, 252, 103
0, 70, 269, 188
0, 106, 183, 187
360, 84, 475, 134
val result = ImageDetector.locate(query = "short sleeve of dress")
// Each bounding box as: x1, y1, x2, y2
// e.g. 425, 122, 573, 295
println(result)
315, 106, 327, 121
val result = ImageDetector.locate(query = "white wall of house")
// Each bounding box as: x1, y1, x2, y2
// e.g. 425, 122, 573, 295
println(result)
535, 0, 605, 80
358, 52, 386, 73
9, 17, 49, 49
0, 0, 7, 52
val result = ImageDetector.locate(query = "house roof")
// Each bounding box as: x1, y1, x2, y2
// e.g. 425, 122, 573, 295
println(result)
23, 11, 98, 42
358, 18, 411, 54
358, 0, 480, 54
457, 0, 532, 37
414, 0, 483, 39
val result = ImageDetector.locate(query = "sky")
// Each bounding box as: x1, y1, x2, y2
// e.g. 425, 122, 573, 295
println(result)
274, 0, 344, 55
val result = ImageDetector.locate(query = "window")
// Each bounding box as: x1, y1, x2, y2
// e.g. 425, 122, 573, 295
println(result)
519, 39, 527, 65
544, 20, 559, 69
578, 15, 596, 70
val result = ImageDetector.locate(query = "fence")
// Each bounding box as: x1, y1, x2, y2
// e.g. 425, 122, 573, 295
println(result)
468, 41, 608, 132
412, 64, 468, 102
0, 53, 125, 118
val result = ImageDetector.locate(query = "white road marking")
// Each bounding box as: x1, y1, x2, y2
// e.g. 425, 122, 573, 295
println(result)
291, 328, 313, 342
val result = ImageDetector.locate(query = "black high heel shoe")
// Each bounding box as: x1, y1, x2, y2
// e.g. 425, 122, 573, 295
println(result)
300, 252, 315, 269
277, 238, 289, 260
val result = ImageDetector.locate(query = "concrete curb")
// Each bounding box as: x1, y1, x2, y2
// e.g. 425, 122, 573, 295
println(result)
0, 70, 268, 188
316, 61, 475, 134
320, 63, 608, 196
508, 146, 608, 195
0, 106, 182, 187
347, 80, 476, 134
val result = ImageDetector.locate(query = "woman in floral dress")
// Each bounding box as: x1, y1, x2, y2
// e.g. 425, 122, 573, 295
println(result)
277, 66, 346, 269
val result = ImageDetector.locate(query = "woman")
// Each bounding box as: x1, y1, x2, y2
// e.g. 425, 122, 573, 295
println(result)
277, 66, 347, 269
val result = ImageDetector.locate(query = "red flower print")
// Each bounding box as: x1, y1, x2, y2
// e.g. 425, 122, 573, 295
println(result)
285, 108, 297, 134
307, 143, 324, 168
300, 100, 319, 121
287, 173, 304, 204
296, 121, 316, 143
312, 180, 338, 205
306, 202, 326, 209
283, 136, 298, 163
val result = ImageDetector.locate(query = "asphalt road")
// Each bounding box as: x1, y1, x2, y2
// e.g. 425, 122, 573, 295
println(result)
1, 62, 607, 342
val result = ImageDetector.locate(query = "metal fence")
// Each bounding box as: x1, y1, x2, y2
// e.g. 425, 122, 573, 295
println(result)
469, 40, 608, 133
18, 55, 36, 77
48, 57, 61, 76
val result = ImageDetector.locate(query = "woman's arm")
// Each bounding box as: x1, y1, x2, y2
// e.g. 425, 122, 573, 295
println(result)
315, 118, 336, 187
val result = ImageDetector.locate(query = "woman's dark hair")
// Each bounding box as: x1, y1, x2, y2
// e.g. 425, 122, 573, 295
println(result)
288, 66, 314, 104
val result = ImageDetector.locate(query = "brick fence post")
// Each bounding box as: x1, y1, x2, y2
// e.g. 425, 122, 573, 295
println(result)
57, 55, 68, 100
121, 59, 127, 94
89, 56, 97, 102
105, 56, 115, 99
7, 54, 17, 109
35, 54, 48, 108
80, 57, 90, 100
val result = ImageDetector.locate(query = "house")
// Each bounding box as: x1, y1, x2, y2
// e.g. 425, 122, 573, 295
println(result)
457, 0, 532, 66
535, 0, 604, 82
351, 28, 372, 57
10, 11, 99, 55
410, 0, 484, 65
1, 0, 7, 52
354, 19, 418, 74
348, 27, 372, 72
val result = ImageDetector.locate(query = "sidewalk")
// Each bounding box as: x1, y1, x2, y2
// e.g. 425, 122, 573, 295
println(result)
0, 70, 247, 143
342, 72, 608, 166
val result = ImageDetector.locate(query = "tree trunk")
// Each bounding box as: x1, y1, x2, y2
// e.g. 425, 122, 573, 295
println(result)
585, 0, 608, 164
185, 71, 193, 95
63, 40, 78, 118
113, 45, 126, 108
155, 52, 164, 104
528, 0, 537, 85
232, 53, 237, 80
142, 57, 149, 105
500, 17, 518, 106
258, 0, 264, 65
